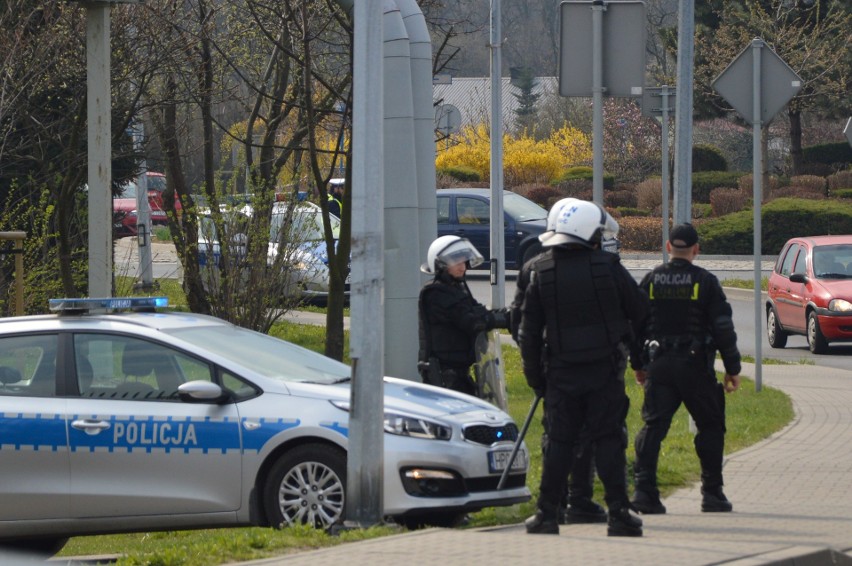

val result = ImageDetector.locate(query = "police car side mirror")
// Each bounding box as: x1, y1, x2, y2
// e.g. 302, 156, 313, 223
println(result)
790, 272, 808, 284
178, 381, 230, 404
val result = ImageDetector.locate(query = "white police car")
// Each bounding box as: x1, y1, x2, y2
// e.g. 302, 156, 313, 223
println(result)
0, 298, 529, 555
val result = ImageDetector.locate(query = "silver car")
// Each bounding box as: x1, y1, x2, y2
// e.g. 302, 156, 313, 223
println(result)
0, 298, 530, 555
198, 201, 349, 303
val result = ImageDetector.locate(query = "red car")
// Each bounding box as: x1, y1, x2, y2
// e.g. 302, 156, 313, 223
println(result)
113, 172, 180, 238
766, 235, 852, 354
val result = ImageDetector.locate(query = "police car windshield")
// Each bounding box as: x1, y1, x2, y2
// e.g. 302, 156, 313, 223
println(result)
164, 325, 350, 384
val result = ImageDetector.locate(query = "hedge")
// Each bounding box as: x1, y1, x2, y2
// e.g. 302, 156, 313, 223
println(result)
802, 142, 852, 168
692, 171, 746, 203
693, 144, 728, 172
698, 198, 852, 254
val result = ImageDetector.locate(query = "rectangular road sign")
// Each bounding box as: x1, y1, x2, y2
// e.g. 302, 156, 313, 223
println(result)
558, 1, 646, 98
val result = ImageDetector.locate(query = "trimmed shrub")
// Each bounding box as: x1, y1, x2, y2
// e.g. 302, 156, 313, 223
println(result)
833, 189, 852, 199
605, 189, 637, 208
438, 165, 480, 182
802, 142, 852, 169
693, 203, 713, 219
554, 178, 594, 199
615, 207, 651, 217
710, 187, 749, 217
635, 177, 662, 211
521, 185, 561, 208
552, 166, 614, 190
788, 175, 826, 195
618, 216, 663, 251
693, 144, 728, 172
736, 173, 783, 193
698, 198, 852, 254
769, 186, 825, 200
692, 171, 745, 203
828, 170, 852, 192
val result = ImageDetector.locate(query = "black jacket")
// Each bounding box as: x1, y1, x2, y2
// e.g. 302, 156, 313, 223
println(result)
638, 258, 741, 376
419, 272, 499, 368
518, 246, 648, 389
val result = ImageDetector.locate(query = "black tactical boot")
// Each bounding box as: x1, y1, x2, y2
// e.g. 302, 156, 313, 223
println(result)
525, 511, 559, 535
607, 506, 643, 537
631, 490, 667, 515
701, 487, 733, 512
561, 498, 608, 524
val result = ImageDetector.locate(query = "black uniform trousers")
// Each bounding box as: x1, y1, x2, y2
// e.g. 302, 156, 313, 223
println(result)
537, 360, 630, 517
633, 353, 727, 497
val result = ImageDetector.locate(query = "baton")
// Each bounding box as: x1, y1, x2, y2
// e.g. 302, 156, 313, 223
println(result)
497, 392, 542, 490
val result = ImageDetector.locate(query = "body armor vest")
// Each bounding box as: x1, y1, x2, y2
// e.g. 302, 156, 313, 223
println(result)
645, 261, 708, 343
534, 248, 630, 363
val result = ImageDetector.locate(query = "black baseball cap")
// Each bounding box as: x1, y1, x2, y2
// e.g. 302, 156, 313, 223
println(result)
669, 223, 699, 248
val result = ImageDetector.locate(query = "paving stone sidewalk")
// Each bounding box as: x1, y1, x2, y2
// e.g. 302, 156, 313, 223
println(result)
231, 361, 852, 566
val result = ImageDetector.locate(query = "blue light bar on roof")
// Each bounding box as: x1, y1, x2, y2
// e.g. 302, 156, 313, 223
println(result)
49, 297, 169, 312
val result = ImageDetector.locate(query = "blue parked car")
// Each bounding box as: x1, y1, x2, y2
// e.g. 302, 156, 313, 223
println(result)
436, 188, 548, 269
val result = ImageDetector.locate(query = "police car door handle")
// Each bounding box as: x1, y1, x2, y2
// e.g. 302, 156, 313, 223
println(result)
71, 419, 111, 432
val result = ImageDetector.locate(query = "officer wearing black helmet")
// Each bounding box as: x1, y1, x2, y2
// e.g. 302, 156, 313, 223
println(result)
418, 235, 510, 395
631, 223, 741, 516
519, 199, 648, 537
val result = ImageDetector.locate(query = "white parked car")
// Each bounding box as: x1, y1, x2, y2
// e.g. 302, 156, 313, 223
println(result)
0, 298, 530, 556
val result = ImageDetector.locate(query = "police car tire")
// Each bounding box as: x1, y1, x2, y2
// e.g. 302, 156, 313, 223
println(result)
263, 444, 347, 530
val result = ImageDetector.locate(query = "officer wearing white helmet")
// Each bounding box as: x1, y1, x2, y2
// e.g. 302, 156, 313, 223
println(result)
518, 199, 648, 537
510, 197, 620, 526
418, 235, 510, 395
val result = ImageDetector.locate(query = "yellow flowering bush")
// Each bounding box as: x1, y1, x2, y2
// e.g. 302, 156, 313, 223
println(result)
436, 124, 592, 186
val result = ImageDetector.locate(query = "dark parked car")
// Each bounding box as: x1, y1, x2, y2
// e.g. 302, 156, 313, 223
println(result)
436, 188, 548, 269
766, 235, 852, 354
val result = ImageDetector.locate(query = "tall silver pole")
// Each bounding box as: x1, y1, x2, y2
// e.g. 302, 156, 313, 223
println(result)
673, 0, 694, 224
489, 0, 505, 308
591, 0, 605, 205
346, 0, 384, 527
752, 39, 763, 392
87, 3, 112, 298
661, 85, 671, 264
133, 124, 154, 289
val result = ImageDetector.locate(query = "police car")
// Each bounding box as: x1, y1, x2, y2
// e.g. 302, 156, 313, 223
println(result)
0, 298, 529, 555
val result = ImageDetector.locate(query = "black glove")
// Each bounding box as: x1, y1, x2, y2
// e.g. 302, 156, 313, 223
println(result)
489, 307, 511, 329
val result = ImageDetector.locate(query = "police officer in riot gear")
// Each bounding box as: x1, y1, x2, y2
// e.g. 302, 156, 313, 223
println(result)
519, 199, 648, 537
631, 223, 741, 515
419, 236, 510, 395
511, 198, 611, 525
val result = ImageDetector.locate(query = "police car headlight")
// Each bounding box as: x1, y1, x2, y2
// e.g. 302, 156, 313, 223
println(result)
330, 401, 451, 440
384, 415, 452, 440
829, 298, 852, 312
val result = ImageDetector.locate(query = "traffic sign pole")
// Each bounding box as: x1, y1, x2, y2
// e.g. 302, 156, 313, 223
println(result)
752, 39, 764, 392
591, 1, 604, 205
712, 37, 802, 392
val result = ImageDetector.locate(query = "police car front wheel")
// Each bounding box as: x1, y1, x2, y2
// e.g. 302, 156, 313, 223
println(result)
264, 444, 347, 530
